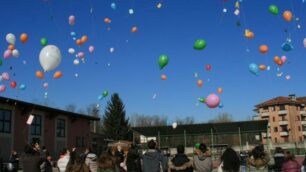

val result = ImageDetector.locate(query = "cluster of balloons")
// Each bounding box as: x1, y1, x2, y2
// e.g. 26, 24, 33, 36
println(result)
98, 91, 109, 100
0, 71, 26, 92
193, 39, 206, 50
3, 33, 24, 59
269, 5, 293, 22
274, 56, 287, 66
244, 29, 255, 39
76, 35, 88, 46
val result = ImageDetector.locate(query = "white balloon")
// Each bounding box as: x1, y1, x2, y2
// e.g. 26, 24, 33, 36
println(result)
172, 122, 177, 129
73, 59, 80, 65
304, 38, 306, 48
39, 45, 62, 72
68, 48, 75, 54
12, 49, 19, 57
6, 33, 16, 45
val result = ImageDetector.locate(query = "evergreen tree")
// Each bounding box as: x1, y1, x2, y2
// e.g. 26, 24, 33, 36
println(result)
102, 93, 130, 140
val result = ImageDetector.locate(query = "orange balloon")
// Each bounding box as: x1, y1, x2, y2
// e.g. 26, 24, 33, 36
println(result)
274, 56, 280, 63
8, 44, 15, 50
131, 26, 137, 33
20, 33, 28, 43
283, 10, 292, 22
35, 71, 44, 79
217, 87, 223, 93
81, 35, 88, 43
161, 74, 167, 80
276, 59, 283, 66
244, 29, 255, 39
104, 18, 111, 23
259, 45, 269, 54
197, 80, 203, 87
53, 71, 63, 79
259, 64, 266, 71
76, 39, 82, 46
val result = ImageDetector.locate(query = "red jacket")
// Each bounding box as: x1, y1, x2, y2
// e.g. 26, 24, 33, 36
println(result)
281, 160, 301, 172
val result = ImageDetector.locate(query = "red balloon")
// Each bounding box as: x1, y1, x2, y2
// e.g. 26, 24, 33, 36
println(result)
10, 81, 17, 88
206, 64, 212, 71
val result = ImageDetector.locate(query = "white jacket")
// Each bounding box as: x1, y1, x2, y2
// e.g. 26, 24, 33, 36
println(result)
57, 155, 70, 172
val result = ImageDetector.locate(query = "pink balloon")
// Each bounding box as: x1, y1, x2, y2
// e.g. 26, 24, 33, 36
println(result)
281, 56, 287, 63
205, 93, 220, 108
206, 64, 212, 71
88, 46, 95, 53
304, 38, 306, 48
69, 15, 75, 25
3, 49, 12, 59
77, 52, 85, 59
2, 72, 10, 80
43, 82, 48, 89
0, 85, 6, 92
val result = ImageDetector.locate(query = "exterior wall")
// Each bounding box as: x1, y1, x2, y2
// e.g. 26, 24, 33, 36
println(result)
67, 117, 91, 151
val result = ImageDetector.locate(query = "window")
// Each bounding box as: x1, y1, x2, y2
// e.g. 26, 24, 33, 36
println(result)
274, 127, 278, 132
272, 117, 275, 122
271, 107, 275, 111
0, 109, 12, 133
296, 116, 300, 121
31, 115, 42, 136
263, 107, 268, 110
56, 119, 65, 137
281, 126, 288, 132
274, 138, 278, 143
279, 105, 286, 110
76, 136, 85, 147
284, 137, 289, 142
298, 126, 301, 131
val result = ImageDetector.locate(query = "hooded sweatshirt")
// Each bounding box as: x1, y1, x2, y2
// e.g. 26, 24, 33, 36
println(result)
142, 149, 167, 172
193, 154, 212, 172
169, 154, 193, 172
85, 153, 98, 172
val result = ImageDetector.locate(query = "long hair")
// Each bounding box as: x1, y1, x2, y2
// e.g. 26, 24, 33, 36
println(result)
221, 147, 240, 172
252, 145, 265, 160
99, 152, 116, 170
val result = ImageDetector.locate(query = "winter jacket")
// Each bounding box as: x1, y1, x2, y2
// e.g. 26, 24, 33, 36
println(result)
58, 155, 70, 172
247, 155, 269, 172
282, 160, 301, 172
85, 153, 98, 172
193, 154, 212, 172
69, 163, 90, 172
20, 154, 41, 172
142, 149, 167, 172
126, 150, 142, 172
169, 154, 193, 172
272, 153, 285, 172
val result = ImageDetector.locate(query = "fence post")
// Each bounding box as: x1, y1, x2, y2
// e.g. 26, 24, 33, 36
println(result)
239, 127, 242, 151
211, 128, 214, 159
158, 131, 160, 149
184, 129, 187, 148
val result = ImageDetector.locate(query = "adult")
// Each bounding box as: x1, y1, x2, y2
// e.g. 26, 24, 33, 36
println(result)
193, 143, 212, 172
85, 147, 98, 172
281, 151, 301, 172
142, 140, 167, 172
169, 145, 193, 172
20, 144, 41, 172
98, 152, 117, 172
9, 150, 19, 172
272, 147, 285, 172
247, 145, 269, 172
126, 144, 142, 172
217, 147, 240, 172
57, 148, 70, 172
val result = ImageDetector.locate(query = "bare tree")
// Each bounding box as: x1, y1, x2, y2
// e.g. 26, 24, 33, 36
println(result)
65, 104, 77, 112
176, 116, 194, 125
130, 114, 167, 127
208, 112, 233, 123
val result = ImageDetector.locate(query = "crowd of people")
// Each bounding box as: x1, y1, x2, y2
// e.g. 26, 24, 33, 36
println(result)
3, 140, 306, 172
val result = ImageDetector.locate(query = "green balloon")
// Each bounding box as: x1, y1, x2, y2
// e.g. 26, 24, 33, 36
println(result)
198, 98, 205, 103
268, 5, 279, 15
194, 39, 206, 50
40, 38, 48, 46
158, 54, 169, 70
0, 59, 2, 66
103, 91, 108, 97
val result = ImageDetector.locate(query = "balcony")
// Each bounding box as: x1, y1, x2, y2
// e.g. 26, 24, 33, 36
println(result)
279, 120, 288, 125
278, 110, 288, 115
261, 112, 269, 117
303, 131, 306, 136
300, 111, 306, 116
280, 131, 289, 136
262, 132, 271, 138
301, 121, 306, 126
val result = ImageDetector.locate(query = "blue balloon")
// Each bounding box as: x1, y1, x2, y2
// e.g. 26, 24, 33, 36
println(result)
70, 32, 77, 37
249, 63, 259, 76
218, 103, 224, 108
19, 84, 26, 90
98, 95, 103, 100
281, 42, 293, 52
111, 3, 116, 10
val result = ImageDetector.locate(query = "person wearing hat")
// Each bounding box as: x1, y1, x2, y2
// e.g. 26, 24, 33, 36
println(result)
193, 143, 212, 172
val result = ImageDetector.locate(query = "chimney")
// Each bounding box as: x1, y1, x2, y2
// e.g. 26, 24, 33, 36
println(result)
289, 94, 296, 101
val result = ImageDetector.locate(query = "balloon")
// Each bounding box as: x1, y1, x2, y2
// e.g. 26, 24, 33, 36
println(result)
73, 59, 80, 65
218, 103, 224, 108
36, 71, 44, 79
81, 35, 88, 43
198, 98, 205, 103
161, 74, 167, 80
103, 91, 108, 97
98, 95, 103, 100
285, 75, 291, 80
110, 47, 115, 53
249, 63, 259, 76
19, 84, 26, 90
76, 39, 82, 46
6, 33, 16, 45
172, 122, 177, 129
281, 56, 287, 63
197, 79, 203, 87
104, 18, 111, 23
68, 48, 75, 54
43, 82, 48, 89
283, 10, 292, 22
244, 29, 254, 39
217, 87, 223, 93
0, 59, 2, 66
3, 50, 12, 59
157, 3, 162, 9
77, 52, 85, 58
0, 85, 6, 92
8, 44, 15, 51
205, 94, 220, 108
304, 38, 306, 48
89, 46, 95, 53
111, 2, 116, 10
70, 32, 77, 37
20, 33, 28, 43
40, 38, 48, 46
39, 45, 62, 72
268, 5, 279, 15
10, 81, 16, 88
281, 42, 293, 52
2, 72, 10, 80
12, 49, 19, 57
53, 71, 62, 79
158, 54, 169, 70
193, 39, 207, 50
259, 64, 266, 71
274, 56, 283, 66
131, 26, 137, 33
259, 45, 269, 54
205, 64, 212, 71
69, 15, 75, 25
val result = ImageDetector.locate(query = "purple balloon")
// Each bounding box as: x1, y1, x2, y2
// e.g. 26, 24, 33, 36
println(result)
205, 93, 220, 108
3, 49, 12, 59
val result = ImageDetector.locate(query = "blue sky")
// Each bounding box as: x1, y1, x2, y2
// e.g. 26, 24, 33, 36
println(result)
0, 0, 306, 123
